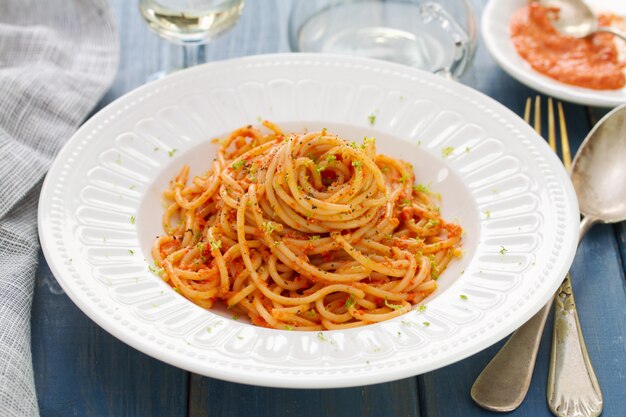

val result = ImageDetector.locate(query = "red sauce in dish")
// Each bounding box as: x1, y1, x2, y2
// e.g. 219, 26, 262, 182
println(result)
510, 2, 626, 90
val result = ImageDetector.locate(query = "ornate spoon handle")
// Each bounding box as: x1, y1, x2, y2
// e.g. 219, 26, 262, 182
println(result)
547, 274, 602, 417
471, 301, 552, 411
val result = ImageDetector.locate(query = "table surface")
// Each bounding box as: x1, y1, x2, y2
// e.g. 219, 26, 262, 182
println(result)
32, 1, 626, 416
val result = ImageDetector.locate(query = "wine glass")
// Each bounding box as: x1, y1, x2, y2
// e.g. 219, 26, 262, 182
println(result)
288, 0, 477, 80
139, 0, 244, 74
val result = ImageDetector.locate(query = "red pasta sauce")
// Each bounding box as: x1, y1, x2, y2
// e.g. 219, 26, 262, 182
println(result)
510, 2, 626, 90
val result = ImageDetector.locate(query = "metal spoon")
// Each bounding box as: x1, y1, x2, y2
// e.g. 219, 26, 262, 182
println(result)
471, 103, 626, 414
539, 0, 626, 41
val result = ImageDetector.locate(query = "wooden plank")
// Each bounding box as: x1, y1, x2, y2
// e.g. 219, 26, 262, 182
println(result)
188, 374, 419, 417
614, 223, 626, 275
31, 254, 189, 417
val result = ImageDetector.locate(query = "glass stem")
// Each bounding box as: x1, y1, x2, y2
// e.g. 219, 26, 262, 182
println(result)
182, 44, 206, 68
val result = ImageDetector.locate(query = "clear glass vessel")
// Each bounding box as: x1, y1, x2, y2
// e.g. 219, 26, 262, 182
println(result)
289, 0, 477, 79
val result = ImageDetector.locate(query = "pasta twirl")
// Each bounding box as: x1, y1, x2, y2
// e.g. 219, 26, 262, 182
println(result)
152, 122, 463, 330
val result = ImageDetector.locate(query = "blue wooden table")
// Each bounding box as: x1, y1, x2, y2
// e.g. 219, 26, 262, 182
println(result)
32, 1, 626, 416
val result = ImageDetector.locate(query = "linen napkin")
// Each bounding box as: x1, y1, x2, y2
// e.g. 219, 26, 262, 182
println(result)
0, 1, 119, 416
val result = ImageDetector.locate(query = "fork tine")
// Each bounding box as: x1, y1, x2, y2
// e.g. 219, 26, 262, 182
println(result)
524, 97, 532, 124
548, 98, 556, 152
534, 96, 541, 135
525, 96, 567, 163
557, 101, 572, 170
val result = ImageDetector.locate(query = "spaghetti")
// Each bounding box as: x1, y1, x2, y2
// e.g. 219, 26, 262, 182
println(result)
152, 122, 463, 330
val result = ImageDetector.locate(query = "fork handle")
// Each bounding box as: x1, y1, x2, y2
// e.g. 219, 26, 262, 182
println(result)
471, 300, 552, 411
547, 274, 603, 417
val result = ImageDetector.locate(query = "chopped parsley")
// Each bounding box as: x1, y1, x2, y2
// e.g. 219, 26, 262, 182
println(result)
317, 332, 330, 342
130, 215, 136, 225
362, 137, 376, 148
326, 154, 336, 164
441, 146, 455, 158
499, 246, 507, 255
367, 114, 376, 125
345, 295, 356, 309
263, 222, 276, 235
418, 305, 427, 313
128, 249, 135, 255
309, 235, 320, 241
148, 265, 164, 276
425, 219, 439, 229
167, 148, 178, 157
413, 183, 431, 194
209, 239, 222, 251
352, 160, 363, 169
460, 294, 468, 301
384, 298, 403, 310
485, 210, 491, 219
422, 321, 431, 327
232, 159, 245, 170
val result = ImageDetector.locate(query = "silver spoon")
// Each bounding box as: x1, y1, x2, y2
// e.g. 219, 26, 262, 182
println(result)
539, 0, 626, 41
471, 103, 626, 414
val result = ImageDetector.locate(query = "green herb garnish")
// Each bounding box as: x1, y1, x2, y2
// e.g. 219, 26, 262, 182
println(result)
384, 298, 403, 310
441, 146, 455, 158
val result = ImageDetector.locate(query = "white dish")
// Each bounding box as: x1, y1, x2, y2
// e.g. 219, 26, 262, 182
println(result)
38, 54, 579, 388
482, 0, 626, 108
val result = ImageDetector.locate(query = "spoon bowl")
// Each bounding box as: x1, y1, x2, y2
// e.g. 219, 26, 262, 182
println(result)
572, 104, 626, 225
539, 0, 626, 41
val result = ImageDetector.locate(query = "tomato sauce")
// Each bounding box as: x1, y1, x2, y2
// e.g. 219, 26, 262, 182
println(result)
510, 2, 626, 90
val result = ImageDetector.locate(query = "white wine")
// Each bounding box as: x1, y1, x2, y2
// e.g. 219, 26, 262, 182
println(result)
139, 0, 244, 44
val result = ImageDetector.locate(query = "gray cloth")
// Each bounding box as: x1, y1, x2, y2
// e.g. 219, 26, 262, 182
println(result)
0, 1, 119, 416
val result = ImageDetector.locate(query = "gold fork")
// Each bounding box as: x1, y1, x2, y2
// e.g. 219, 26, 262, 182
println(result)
472, 97, 602, 417
524, 96, 572, 168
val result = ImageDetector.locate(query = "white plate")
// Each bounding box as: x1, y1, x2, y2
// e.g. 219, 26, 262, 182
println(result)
482, 0, 626, 108
38, 54, 579, 388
